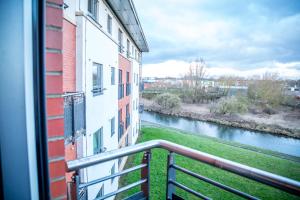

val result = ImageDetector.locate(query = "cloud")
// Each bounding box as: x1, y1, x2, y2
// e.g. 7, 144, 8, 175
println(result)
134, 0, 300, 77
142, 60, 300, 79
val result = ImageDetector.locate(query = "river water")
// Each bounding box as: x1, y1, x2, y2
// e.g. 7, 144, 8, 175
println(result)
141, 111, 300, 157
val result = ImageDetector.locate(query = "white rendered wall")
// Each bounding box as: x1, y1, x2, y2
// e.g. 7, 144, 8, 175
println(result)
76, 14, 119, 200
131, 60, 140, 144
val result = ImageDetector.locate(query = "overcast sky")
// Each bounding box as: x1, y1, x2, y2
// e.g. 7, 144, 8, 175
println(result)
134, 0, 300, 79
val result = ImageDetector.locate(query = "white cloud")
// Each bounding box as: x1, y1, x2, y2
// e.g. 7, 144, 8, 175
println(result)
143, 60, 300, 79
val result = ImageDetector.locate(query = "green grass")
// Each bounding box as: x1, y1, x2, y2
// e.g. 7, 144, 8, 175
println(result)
117, 127, 300, 200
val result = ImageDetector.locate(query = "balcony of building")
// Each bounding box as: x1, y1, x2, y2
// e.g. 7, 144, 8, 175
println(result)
63, 92, 86, 143
67, 140, 300, 200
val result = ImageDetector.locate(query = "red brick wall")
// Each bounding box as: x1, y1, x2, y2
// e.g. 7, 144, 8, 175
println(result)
62, 17, 77, 185
63, 19, 76, 92
46, 0, 67, 199
118, 55, 132, 140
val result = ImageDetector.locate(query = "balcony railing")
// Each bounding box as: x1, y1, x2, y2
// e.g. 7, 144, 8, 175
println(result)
63, 92, 85, 143
118, 84, 124, 100
67, 140, 300, 200
126, 83, 131, 96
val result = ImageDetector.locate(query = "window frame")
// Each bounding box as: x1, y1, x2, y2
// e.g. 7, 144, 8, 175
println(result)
111, 117, 115, 137
88, 0, 99, 22
118, 29, 123, 53
107, 14, 112, 34
93, 127, 103, 154
92, 62, 103, 96
111, 66, 115, 85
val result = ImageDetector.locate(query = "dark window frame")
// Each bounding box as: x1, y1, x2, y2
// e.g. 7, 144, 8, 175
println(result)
92, 62, 103, 96
93, 127, 103, 154
111, 117, 115, 137
107, 14, 112, 34
111, 66, 115, 85
88, 0, 99, 21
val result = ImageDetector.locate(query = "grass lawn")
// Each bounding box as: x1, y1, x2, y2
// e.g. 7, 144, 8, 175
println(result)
117, 126, 300, 200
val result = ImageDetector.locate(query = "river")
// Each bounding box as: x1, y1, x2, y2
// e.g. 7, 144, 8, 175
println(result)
141, 111, 300, 157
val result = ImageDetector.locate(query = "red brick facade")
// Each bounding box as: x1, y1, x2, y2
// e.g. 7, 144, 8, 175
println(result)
118, 54, 132, 144
63, 19, 76, 92
46, 0, 68, 199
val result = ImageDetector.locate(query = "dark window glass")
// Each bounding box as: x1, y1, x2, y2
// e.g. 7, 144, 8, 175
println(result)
92, 63, 103, 95
111, 117, 115, 136
93, 127, 103, 154
119, 69, 122, 84
107, 14, 112, 34
111, 67, 115, 85
88, 0, 99, 21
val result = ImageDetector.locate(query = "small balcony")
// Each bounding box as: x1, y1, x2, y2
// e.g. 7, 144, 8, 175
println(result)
63, 92, 85, 143
126, 83, 131, 96
67, 140, 300, 200
118, 84, 124, 100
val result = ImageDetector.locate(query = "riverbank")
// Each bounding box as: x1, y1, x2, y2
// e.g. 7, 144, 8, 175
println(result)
118, 127, 300, 200
142, 98, 300, 139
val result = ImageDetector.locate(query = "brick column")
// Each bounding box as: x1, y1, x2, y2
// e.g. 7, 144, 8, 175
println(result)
46, 0, 67, 199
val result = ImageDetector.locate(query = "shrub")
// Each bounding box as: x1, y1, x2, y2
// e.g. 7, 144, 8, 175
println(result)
263, 104, 277, 115
210, 96, 249, 115
247, 76, 284, 106
142, 92, 157, 100
155, 93, 181, 110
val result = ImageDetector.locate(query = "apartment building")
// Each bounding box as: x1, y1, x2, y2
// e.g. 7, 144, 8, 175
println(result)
45, 0, 148, 199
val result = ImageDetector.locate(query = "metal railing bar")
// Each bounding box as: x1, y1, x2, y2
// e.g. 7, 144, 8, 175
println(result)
79, 164, 147, 189
94, 179, 147, 200
67, 140, 300, 195
172, 164, 259, 200
169, 180, 211, 200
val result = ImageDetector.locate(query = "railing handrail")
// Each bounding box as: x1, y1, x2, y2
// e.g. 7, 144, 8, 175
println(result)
67, 139, 300, 195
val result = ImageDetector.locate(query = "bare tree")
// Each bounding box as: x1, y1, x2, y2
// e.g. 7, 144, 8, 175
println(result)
182, 58, 207, 103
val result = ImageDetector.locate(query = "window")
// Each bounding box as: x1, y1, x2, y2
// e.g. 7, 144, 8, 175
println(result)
127, 39, 130, 57
126, 72, 129, 83
107, 14, 112, 34
126, 104, 129, 115
125, 134, 129, 146
136, 74, 139, 86
118, 29, 123, 53
96, 185, 104, 198
111, 164, 115, 183
88, 0, 99, 21
111, 117, 115, 137
92, 63, 103, 95
118, 69, 122, 84
93, 127, 103, 154
111, 67, 115, 85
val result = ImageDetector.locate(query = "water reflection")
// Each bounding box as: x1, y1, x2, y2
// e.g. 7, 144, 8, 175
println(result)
142, 111, 300, 157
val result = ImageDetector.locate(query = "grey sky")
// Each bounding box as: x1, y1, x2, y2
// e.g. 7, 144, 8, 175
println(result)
134, 0, 300, 78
